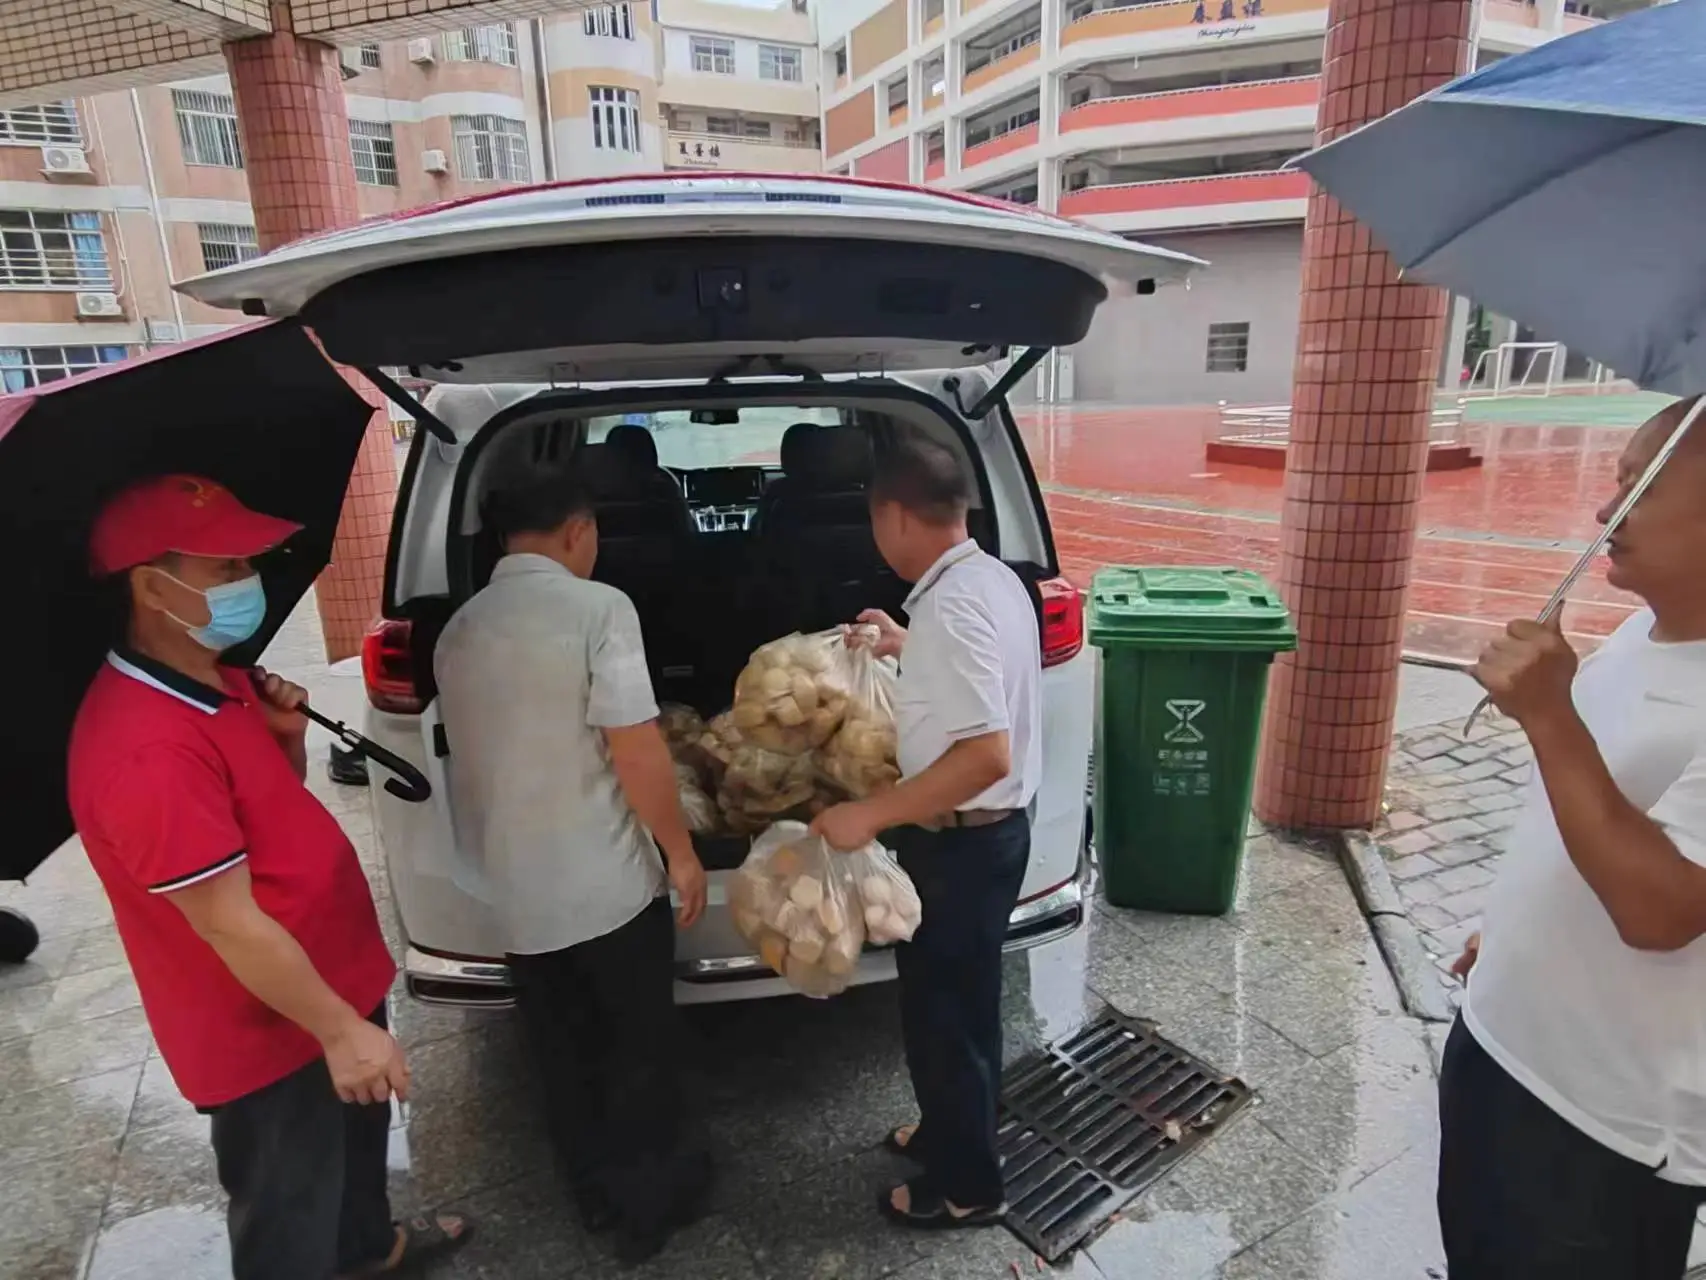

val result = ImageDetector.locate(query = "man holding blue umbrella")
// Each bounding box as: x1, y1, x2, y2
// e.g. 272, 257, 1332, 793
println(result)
1444, 396, 1706, 1278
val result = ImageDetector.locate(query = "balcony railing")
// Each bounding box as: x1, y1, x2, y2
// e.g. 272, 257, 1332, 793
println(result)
962, 40, 1042, 94
962, 122, 1040, 167
925, 154, 946, 180
0, 250, 115, 292
1060, 75, 1319, 132
1062, 0, 1324, 46
1058, 168, 1309, 216
889, 103, 910, 127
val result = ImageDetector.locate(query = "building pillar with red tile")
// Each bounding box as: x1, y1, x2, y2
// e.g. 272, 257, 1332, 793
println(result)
1253, 0, 1472, 829
223, 2, 395, 664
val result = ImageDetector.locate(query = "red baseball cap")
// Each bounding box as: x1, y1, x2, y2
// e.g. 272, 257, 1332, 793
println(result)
89, 474, 303, 576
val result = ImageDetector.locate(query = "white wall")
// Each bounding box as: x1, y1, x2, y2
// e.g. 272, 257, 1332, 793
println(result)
1069, 224, 1303, 405
812, 0, 893, 46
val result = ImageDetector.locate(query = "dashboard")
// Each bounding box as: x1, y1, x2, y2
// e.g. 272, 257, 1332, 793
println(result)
674, 465, 778, 534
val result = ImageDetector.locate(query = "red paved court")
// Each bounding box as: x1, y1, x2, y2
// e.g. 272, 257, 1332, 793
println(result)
1020, 405, 1643, 664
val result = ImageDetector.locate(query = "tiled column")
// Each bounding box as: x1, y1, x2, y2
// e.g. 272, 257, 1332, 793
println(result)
224, 2, 395, 664
1253, 0, 1470, 829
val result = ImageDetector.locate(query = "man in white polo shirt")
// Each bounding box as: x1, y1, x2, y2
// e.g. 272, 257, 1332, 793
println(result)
1442, 395, 1706, 1278
813, 427, 1039, 1230
433, 466, 710, 1266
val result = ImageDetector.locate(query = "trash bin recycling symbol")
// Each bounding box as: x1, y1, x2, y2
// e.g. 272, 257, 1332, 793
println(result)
1163, 699, 1207, 744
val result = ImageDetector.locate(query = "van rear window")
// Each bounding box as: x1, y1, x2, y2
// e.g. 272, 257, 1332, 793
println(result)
586, 406, 841, 469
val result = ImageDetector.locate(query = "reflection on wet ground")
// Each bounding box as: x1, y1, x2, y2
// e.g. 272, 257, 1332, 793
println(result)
0, 604, 1459, 1280
1022, 401, 1654, 663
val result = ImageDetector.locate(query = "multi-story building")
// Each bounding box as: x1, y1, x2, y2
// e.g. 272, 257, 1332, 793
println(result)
0, 1, 822, 390
815, 0, 1619, 403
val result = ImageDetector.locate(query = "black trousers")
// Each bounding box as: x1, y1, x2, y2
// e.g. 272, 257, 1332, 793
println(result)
508, 896, 687, 1227
1438, 1015, 1706, 1280
891, 813, 1030, 1209
208, 1004, 395, 1280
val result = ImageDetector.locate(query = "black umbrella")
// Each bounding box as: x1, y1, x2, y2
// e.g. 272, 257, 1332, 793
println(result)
0, 319, 426, 882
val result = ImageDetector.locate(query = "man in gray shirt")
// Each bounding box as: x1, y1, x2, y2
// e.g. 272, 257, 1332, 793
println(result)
434, 469, 708, 1265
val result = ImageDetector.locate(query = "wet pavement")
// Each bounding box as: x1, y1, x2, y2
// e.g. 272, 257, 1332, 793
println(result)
1023, 396, 1662, 664
0, 599, 1458, 1280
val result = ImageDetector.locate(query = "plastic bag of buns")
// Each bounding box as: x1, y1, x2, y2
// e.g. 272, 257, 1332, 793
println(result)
695, 710, 745, 791
729, 822, 865, 998
844, 844, 922, 945
818, 631, 900, 798
659, 703, 713, 786
675, 762, 718, 834
729, 631, 855, 754
715, 742, 820, 836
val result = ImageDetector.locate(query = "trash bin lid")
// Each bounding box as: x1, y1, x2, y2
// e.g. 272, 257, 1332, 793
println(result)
1087, 567, 1296, 652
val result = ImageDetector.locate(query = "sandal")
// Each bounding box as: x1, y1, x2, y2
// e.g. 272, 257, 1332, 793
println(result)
882, 1123, 927, 1160
349, 1212, 476, 1275
876, 1179, 1006, 1231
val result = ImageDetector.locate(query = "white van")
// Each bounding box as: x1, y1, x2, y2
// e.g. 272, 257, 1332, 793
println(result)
179, 174, 1202, 1007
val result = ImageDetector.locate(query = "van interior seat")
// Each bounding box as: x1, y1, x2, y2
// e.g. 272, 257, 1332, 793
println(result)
758, 425, 890, 633
753, 421, 823, 530
576, 440, 699, 684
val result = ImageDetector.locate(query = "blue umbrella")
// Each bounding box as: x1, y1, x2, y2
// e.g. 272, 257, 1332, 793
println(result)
1290, 1, 1706, 730
1293, 0, 1706, 396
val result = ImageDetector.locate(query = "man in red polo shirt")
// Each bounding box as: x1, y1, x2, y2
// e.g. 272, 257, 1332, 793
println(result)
67, 475, 473, 1280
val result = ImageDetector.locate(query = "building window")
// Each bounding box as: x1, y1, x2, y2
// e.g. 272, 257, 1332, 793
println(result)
758, 44, 802, 82
349, 119, 398, 187
197, 222, 260, 272
742, 118, 772, 139
0, 344, 127, 391
358, 43, 382, 69
1205, 322, 1250, 373
0, 210, 110, 289
583, 4, 635, 39
691, 36, 736, 75
0, 101, 80, 146
444, 23, 518, 66
590, 87, 642, 153
451, 114, 530, 181
172, 89, 243, 169
833, 47, 848, 78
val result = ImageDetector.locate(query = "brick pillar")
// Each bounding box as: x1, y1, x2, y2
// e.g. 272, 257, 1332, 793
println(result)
1253, 0, 1471, 830
225, 3, 396, 664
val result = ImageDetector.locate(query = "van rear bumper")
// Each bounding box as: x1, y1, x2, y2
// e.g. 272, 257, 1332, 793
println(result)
402, 842, 1091, 1008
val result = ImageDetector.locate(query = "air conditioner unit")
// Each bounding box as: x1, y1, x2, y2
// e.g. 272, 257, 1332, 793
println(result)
421, 148, 449, 174
792, 0, 808, 10
144, 318, 181, 344
40, 145, 91, 175
76, 291, 123, 318
407, 38, 435, 64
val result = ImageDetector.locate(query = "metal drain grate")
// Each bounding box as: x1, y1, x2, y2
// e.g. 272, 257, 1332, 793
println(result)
997, 1009, 1252, 1262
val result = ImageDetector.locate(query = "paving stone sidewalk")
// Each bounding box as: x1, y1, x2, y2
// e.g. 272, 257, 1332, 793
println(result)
1375, 715, 1533, 1005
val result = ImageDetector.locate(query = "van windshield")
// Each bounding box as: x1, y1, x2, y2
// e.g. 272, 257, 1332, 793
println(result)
585, 406, 842, 470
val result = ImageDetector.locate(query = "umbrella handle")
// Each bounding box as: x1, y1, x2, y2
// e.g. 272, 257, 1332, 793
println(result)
299, 704, 433, 803
1461, 395, 1706, 737
245, 673, 433, 803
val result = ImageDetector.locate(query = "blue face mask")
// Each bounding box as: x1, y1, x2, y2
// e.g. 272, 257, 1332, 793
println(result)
156, 571, 268, 652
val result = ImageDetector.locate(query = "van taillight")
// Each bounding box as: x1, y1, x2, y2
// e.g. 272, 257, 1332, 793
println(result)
362, 619, 423, 714
1039, 577, 1084, 668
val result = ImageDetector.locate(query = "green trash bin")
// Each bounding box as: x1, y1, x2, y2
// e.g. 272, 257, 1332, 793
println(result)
1088, 567, 1296, 915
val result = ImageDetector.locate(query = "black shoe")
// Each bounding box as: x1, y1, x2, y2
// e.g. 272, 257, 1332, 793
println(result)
328, 744, 369, 787
609, 1148, 713, 1267
574, 1184, 619, 1236
0, 909, 39, 964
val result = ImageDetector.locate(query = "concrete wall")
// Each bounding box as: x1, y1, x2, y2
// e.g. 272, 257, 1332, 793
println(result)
1069, 224, 1302, 405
